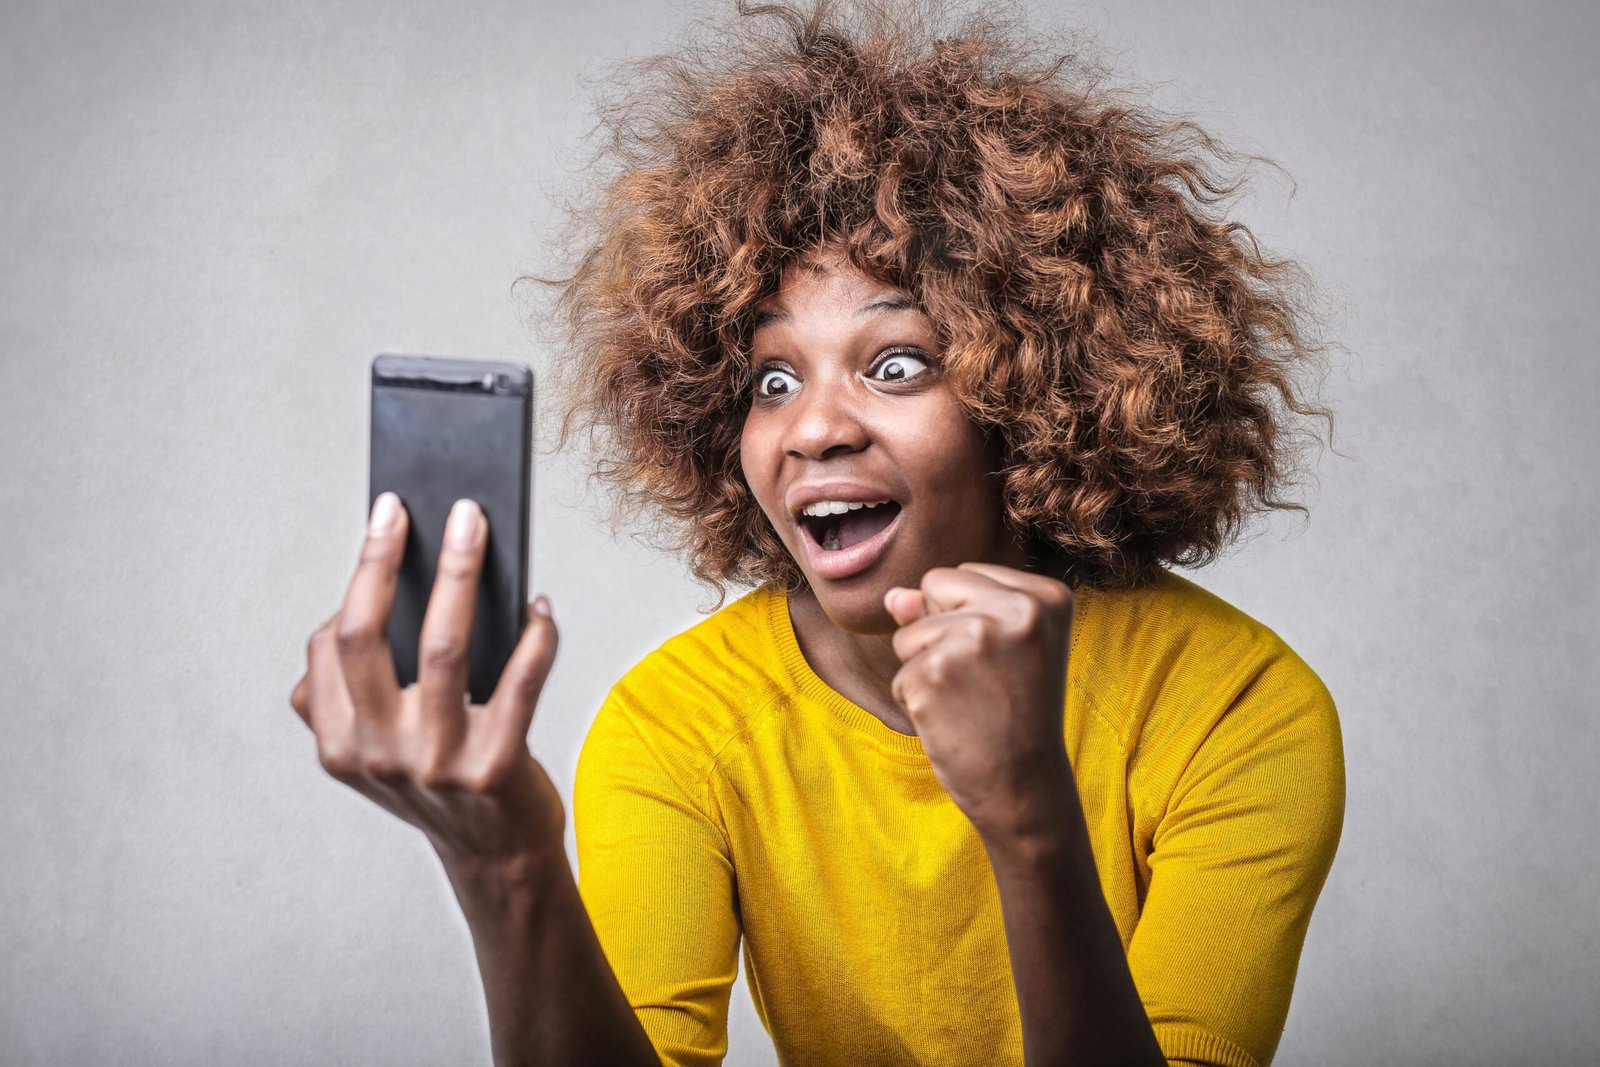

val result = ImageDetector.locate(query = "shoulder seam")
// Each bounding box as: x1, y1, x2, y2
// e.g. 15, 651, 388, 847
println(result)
604, 691, 732, 851
700, 685, 790, 855
1071, 586, 1132, 751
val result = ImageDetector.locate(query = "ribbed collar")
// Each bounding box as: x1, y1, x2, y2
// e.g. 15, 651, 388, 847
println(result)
759, 584, 934, 762
756, 578, 1103, 763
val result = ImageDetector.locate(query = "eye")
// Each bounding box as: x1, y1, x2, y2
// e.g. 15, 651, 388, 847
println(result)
755, 366, 800, 398
872, 350, 931, 383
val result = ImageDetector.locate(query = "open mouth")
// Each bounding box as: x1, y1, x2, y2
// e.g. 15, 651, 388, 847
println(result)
798, 501, 902, 552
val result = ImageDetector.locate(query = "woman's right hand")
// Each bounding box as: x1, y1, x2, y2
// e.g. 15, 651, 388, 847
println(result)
288, 493, 565, 876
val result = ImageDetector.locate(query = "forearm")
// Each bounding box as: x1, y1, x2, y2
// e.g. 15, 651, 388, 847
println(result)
443, 847, 661, 1067
981, 780, 1165, 1067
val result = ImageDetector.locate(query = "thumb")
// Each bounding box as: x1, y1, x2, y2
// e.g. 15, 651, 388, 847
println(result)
488, 595, 560, 747
884, 586, 927, 627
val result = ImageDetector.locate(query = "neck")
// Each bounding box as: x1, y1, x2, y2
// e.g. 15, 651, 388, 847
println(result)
787, 586, 916, 734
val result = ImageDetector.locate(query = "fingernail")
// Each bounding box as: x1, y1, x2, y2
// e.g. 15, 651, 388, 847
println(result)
369, 492, 399, 535
532, 595, 551, 618
448, 499, 481, 548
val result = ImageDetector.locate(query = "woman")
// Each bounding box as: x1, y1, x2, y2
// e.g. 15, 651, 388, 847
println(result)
290, 4, 1344, 1065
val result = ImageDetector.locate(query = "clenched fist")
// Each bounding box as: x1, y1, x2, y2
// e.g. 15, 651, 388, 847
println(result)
884, 562, 1079, 845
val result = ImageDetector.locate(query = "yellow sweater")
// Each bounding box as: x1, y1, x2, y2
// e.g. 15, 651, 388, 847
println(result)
573, 570, 1344, 1067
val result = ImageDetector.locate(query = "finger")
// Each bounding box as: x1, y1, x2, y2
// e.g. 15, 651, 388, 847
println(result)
957, 563, 1075, 630
415, 499, 487, 752
884, 586, 927, 627
308, 617, 362, 779
889, 654, 947, 718
917, 565, 1010, 615
889, 610, 969, 665
957, 561, 1072, 605
484, 595, 560, 755
889, 662, 926, 717
290, 612, 342, 727
336, 493, 407, 722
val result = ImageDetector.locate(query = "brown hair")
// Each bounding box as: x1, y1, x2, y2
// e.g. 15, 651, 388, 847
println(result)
536, 0, 1335, 598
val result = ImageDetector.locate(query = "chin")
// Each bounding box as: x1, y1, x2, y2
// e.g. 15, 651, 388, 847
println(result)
813, 591, 898, 635
801, 566, 910, 635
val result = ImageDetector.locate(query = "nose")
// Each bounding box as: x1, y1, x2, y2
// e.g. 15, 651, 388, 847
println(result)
783, 374, 869, 461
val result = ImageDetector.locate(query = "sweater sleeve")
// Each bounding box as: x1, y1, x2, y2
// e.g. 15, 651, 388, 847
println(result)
1125, 652, 1346, 1067
573, 690, 741, 1067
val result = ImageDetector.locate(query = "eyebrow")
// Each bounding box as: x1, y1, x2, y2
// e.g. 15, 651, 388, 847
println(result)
751, 293, 917, 331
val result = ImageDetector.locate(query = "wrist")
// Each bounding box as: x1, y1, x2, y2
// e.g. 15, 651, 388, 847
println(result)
440, 841, 571, 909
976, 760, 1085, 858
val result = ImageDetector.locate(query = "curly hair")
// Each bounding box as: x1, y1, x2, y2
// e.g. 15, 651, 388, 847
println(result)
536, 0, 1335, 598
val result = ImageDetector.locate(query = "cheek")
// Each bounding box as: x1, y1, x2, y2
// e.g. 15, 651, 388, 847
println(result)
920, 401, 994, 485
738, 419, 781, 519
906, 406, 1007, 546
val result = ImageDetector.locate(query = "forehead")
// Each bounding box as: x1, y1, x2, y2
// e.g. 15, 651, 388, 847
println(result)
751, 254, 920, 331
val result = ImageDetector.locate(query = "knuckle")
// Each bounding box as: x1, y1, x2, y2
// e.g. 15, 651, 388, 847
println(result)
334, 622, 380, 656
499, 627, 559, 701
317, 744, 361, 783
890, 672, 914, 708
435, 558, 477, 584
356, 541, 395, 569
503, 663, 542, 703
363, 756, 409, 788
1035, 579, 1072, 614
461, 756, 515, 795
414, 756, 456, 792
419, 634, 468, 670
1011, 593, 1044, 633
458, 766, 494, 794
307, 622, 338, 658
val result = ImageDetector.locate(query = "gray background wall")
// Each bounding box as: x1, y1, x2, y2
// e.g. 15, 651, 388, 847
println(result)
3, 1, 1595, 1064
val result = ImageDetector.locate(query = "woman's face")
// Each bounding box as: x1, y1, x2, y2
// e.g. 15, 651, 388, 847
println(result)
739, 254, 1027, 633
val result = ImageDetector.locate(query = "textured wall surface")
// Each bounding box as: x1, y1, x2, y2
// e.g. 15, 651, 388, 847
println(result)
2, 1, 1596, 1064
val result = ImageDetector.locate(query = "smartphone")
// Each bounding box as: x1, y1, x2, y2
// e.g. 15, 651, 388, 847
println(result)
368, 354, 533, 705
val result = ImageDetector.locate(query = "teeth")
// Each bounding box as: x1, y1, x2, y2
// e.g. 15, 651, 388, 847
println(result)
800, 500, 889, 518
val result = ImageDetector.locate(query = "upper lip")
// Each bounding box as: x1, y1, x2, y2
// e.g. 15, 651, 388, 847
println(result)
786, 482, 902, 521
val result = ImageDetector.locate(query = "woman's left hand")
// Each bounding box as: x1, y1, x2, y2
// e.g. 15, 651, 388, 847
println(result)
884, 563, 1078, 845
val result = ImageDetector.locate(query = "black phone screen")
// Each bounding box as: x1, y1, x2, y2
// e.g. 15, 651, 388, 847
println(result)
368, 354, 532, 705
